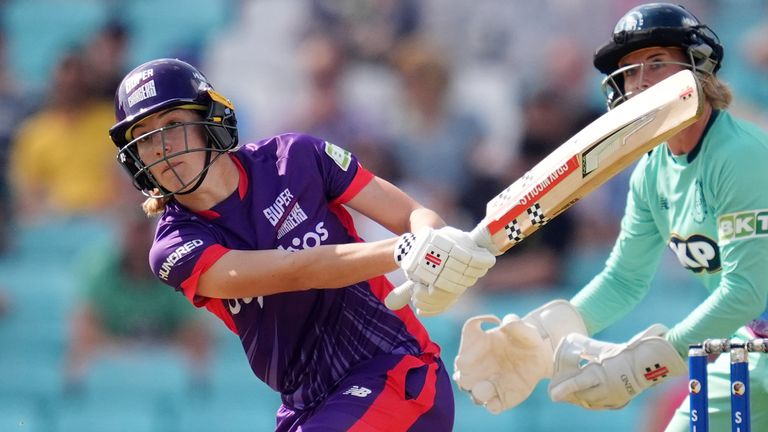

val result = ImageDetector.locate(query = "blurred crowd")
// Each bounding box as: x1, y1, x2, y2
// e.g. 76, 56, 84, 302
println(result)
1, 0, 767, 431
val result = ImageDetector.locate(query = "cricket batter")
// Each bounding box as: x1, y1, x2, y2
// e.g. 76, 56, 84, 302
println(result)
108, 58, 495, 431
453, 3, 768, 430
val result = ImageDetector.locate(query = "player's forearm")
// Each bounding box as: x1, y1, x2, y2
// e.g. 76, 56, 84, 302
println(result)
197, 239, 399, 298
287, 238, 400, 289
408, 207, 446, 232
666, 276, 768, 356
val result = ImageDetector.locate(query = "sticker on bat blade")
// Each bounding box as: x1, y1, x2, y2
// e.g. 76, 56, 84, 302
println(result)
526, 202, 549, 226
486, 171, 536, 216
581, 110, 658, 177
504, 219, 524, 243
486, 155, 579, 235
679, 86, 694, 100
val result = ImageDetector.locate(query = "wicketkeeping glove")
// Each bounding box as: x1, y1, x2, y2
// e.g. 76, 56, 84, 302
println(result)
385, 227, 495, 316
453, 300, 587, 413
549, 324, 687, 410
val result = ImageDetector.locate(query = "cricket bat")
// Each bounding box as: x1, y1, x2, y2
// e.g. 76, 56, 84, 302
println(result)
386, 69, 702, 311
470, 69, 702, 255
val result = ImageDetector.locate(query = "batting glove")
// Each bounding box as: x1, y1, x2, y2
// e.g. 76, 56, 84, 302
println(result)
549, 324, 687, 410
385, 227, 495, 316
453, 300, 586, 414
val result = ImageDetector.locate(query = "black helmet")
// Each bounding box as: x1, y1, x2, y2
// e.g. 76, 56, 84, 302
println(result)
593, 3, 723, 75
108, 58, 238, 197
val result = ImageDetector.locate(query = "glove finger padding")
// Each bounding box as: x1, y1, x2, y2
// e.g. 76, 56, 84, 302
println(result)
453, 313, 554, 414
384, 280, 418, 311
468, 249, 496, 270
549, 325, 688, 410
454, 315, 502, 375
412, 284, 457, 305
499, 315, 550, 349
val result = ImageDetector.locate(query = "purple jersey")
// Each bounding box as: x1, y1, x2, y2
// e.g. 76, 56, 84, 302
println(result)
148, 133, 438, 409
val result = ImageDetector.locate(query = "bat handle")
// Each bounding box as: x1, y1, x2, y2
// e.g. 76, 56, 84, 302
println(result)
469, 225, 501, 256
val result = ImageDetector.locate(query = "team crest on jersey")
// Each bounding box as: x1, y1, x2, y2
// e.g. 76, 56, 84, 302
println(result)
692, 178, 708, 223
718, 209, 768, 245
324, 141, 352, 171
668, 234, 720, 274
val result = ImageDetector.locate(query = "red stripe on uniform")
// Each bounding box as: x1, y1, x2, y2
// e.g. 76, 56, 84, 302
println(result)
349, 356, 438, 432
179, 244, 238, 333
327, 164, 439, 358
332, 163, 374, 205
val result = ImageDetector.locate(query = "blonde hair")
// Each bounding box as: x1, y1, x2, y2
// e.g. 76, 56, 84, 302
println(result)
700, 73, 732, 110
142, 192, 171, 217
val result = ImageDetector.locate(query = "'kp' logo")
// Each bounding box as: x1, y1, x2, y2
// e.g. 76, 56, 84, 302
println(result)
668, 234, 720, 274
718, 209, 768, 244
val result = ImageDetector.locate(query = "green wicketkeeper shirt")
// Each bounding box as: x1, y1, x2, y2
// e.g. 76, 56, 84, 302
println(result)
571, 110, 768, 355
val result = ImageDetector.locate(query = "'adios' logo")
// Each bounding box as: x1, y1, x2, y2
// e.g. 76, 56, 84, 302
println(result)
718, 209, 768, 244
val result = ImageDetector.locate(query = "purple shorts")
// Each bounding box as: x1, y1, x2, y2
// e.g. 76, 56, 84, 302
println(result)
275, 353, 454, 431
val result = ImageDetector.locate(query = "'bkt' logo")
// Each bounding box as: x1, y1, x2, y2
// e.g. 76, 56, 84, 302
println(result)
668, 234, 720, 274
718, 209, 768, 244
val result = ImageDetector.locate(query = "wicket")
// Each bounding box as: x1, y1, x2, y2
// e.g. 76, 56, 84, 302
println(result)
688, 338, 768, 432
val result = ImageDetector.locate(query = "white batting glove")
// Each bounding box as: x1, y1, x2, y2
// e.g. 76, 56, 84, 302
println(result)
453, 300, 587, 414
385, 227, 496, 316
549, 324, 687, 410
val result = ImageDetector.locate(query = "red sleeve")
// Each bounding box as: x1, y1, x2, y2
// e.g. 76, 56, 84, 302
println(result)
179, 244, 231, 307
332, 163, 374, 205
178, 244, 239, 334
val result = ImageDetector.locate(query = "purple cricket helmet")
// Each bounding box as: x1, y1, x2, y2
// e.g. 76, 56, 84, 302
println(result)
108, 58, 238, 196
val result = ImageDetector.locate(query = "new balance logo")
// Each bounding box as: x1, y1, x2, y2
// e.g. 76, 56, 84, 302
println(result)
343, 386, 372, 398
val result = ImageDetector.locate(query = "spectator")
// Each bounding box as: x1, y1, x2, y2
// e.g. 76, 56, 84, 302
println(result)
308, 0, 422, 63
65, 208, 212, 391
82, 21, 129, 100
9, 51, 120, 221
462, 89, 582, 292
389, 37, 487, 221
0, 31, 29, 254
286, 30, 399, 180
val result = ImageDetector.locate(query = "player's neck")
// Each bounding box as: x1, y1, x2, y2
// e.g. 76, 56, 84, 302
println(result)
667, 104, 712, 155
175, 155, 240, 212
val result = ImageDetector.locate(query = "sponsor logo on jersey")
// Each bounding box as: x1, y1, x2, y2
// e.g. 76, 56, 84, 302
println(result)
158, 239, 204, 280
277, 222, 329, 252
718, 209, 768, 244
668, 234, 720, 273
324, 141, 351, 171
263, 188, 308, 238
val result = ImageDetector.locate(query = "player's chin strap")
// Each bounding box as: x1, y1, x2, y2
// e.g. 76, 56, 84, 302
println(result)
171, 149, 215, 196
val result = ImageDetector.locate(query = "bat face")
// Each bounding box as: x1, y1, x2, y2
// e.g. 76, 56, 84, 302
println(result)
472, 69, 703, 255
